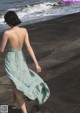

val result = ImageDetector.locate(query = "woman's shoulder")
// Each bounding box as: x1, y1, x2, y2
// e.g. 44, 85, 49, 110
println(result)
3, 29, 13, 38
20, 27, 28, 32
3, 30, 10, 36
19, 27, 28, 36
4, 28, 12, 35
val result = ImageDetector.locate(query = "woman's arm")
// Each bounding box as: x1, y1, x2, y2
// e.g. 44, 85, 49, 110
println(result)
0, 31, 8, 53
24, 29, 41, 73
24, 29, 39, 65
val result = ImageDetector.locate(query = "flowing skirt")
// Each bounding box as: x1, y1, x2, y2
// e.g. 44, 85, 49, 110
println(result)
5, 48, 50, 105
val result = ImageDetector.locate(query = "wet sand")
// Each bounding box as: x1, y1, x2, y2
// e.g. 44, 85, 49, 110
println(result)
0, 12, 80, 113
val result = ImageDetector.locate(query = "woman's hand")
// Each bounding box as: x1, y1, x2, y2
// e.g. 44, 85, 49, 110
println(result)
35, 63, 42, 73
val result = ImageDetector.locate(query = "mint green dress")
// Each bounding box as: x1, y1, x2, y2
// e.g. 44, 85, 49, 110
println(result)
5, 43, 50, 105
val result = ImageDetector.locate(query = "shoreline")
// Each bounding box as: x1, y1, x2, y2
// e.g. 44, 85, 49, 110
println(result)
0, 12, 79, 34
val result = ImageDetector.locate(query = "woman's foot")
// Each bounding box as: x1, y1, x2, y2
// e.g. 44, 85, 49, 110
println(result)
11, 91, 18, 109
29, 99, 39, 113
10, 102, 17, 109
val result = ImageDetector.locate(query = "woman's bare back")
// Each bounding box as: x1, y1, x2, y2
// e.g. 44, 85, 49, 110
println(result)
7, 26, 26, 49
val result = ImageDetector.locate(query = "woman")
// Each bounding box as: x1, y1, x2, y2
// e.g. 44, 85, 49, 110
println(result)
0, 11, 50, 113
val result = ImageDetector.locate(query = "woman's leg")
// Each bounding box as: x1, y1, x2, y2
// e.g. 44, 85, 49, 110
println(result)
13, 91, 17, 106
13, 86, 28, 113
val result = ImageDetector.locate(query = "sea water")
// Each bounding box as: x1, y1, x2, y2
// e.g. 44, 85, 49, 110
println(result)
0, 0, 80, 31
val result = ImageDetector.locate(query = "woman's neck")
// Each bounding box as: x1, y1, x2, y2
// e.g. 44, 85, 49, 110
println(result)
12, 26, 19, 29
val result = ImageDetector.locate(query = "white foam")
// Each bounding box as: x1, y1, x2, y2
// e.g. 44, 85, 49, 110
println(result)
0, 2, 80, 25
8, 8, 20, 11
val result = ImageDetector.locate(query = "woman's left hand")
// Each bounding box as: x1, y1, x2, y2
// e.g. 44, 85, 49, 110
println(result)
35, 63, 42, 73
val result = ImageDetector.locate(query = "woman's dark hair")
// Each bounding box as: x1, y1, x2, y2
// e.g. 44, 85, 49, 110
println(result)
4, 11, 21, 26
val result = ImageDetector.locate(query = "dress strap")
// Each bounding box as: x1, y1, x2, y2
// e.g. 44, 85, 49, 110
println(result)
14, 29, 22, 50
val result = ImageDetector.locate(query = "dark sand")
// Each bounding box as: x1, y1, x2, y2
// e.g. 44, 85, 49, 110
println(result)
0, 12, 80, 113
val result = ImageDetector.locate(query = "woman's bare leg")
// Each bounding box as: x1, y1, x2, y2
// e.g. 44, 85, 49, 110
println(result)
12, 89, 16, 104
13, 86, 28, 113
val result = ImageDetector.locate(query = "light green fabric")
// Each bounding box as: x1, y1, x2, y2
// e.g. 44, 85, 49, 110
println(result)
5, 44, 50, 105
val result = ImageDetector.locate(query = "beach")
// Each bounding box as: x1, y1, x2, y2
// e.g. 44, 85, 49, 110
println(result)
0, 12, 80, 113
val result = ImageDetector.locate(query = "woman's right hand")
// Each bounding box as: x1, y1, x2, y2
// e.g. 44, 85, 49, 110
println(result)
35, 63, 42, 73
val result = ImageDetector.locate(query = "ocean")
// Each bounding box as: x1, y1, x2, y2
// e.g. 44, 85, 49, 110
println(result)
0, 0, 80, 31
